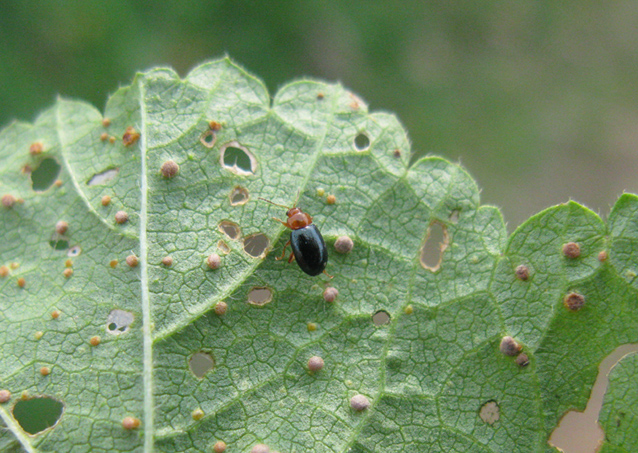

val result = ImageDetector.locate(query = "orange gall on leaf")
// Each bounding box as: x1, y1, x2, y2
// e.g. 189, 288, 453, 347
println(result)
29, 142, 43, 155
115, 211, 129, 224
562, 242, 581, 259
122, 126, 140, 146
121, 416, 140, 430
2, 194, 16, 208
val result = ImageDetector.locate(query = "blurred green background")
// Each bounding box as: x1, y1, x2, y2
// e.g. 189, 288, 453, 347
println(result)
2, 1, 638, 229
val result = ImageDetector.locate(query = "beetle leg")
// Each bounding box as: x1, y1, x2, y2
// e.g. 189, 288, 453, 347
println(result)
288, 252, 296, 263
276, 240, 291, 261
272, 217, 288, 227
323, 270, 333, 279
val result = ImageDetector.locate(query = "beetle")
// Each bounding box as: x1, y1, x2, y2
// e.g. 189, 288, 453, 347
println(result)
259, 197, 330, 277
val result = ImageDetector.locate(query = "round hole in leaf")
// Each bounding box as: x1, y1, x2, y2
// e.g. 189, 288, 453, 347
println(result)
372, 310, 391, 326
229, 186, 250, 206
200, 130, 217, 148
354, 133, 370, 151
189, 351, 215, 379
106, 309, 134, 335
243, 233, 269, 258
67, 246, 82, 257
31, 158, 61, 192
12, 396, 64, 435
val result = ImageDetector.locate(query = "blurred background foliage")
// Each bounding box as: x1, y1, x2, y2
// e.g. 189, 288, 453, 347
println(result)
2, 1, 637, 229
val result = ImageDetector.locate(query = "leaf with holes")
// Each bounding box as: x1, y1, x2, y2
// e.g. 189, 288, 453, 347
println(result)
1, 57, 638, 452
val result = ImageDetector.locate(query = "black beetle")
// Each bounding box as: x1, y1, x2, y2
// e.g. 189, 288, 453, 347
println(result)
259, 198, 330, 277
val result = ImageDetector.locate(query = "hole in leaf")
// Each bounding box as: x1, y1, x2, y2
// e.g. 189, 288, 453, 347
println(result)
247, 287, 272, 306
220, 141, 256, 175
372, 310, 391, 326
12, 396, 64, 435
549, 343, 638, 453
200, 130, 217, 148
449, 209, 461, 223
67, 246, 81, 257
218, 221, 241, 240
420, 221, 449, 272
106, 309, 134, 335
354, 133, 370, 151
229, 186, 250, 206
31, 158, 61, 192
189, 351, 215, 379
243, 233, 269, 258
479, 400, 499, 425
87, 168, 119, 186
49, 234, 69, 251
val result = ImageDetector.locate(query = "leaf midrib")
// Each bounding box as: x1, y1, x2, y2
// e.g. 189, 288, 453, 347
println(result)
137, 77, 155, 453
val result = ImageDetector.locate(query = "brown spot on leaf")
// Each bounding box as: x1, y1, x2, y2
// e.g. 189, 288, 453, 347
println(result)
563, 242, 581, 259
29, 142, 43, 156
2, 194, 16, 208
160, 160, 179, 178
564, 292, 585, 311
515, 265, 530, 281
122, 127, 140, 146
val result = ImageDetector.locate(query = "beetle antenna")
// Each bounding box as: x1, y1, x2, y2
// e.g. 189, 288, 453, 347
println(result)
258, 197, 290, 209
291, 190, 302, 208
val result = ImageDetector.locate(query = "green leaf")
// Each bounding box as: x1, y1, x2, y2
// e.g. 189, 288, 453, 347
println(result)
598, 352, 638, 452
1, 57, 637, 452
